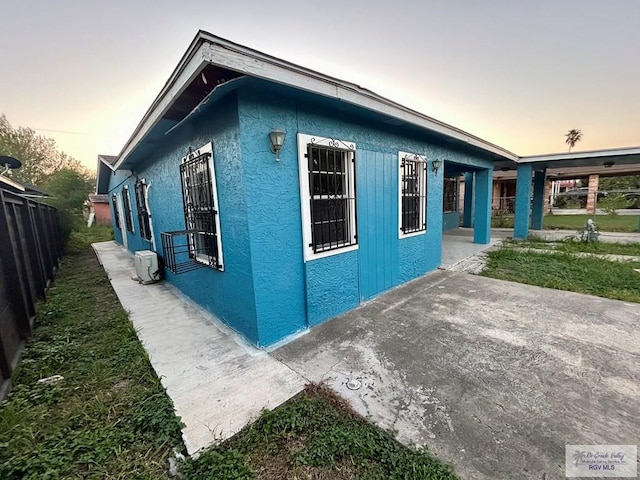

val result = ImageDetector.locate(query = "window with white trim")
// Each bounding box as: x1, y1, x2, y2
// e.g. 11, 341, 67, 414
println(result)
134, 179, 152, 241
160, 143, 224, 274
122, 185, 135, 233
298, 134, 357, 261
112, 193, 121, 230
398, 152, 427, 237
180, 142, 224, 270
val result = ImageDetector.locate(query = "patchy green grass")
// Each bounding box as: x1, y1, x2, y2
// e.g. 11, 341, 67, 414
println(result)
180, 383, 458, 480
515, 238, 640, 256
482, 248, 640, 303
544, 214, 640, 232
0, 226, 184, 479
1, 225, 459, 479
492, 214, 640, 232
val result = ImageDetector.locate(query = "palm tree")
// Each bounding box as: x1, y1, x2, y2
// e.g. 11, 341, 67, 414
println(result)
565, 129, 583, 152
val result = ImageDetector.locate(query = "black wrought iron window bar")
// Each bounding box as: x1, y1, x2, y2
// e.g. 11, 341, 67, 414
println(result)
112, 193, 121, 229
443, 177, 458, 213
122, 186, 134, 233
400, 154, 427, 234
162, 146, 222, 275
134, 179, 152, 240
307, 142, 357, 253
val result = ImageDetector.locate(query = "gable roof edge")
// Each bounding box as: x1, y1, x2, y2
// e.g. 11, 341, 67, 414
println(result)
113, 31, 519, 170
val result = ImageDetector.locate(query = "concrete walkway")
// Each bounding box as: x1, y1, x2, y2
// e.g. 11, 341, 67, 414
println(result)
441, 229, 509, 270
92, 241, 306, 455
274, 270, 640, 480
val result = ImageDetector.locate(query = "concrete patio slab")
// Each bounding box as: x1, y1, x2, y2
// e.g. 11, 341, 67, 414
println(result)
92, 241, 306, 455
274, 270, 640, 480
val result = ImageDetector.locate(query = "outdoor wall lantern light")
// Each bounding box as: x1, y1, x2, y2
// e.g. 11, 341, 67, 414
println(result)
432, 158, 441, 175
269, 130, 286, 161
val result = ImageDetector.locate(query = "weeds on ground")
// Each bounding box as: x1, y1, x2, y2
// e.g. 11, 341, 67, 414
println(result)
0, 227, 184, 479
504, 237, 640, 256
180, 383, 458, 480
482, 248, 640, 302
543, 214, 639, 232
491, 214, 640, 232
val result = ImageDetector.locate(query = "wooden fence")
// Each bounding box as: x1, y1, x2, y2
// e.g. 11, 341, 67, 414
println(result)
0, 188, 63, 399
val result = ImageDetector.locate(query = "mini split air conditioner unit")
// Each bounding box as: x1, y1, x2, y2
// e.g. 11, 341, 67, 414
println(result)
134, 250, 161, 284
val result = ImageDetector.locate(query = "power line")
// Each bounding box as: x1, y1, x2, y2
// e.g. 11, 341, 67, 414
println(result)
32, 127, 88, 136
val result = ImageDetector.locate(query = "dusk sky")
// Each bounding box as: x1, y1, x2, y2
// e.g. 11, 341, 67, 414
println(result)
1, 0, 639, 171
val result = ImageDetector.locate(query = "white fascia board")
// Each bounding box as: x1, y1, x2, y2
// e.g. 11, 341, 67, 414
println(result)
114, 32, 519, 171
113, 42, 209, 170
520, 146, 640, 163
99, 157, 117, 171
198, 35, 518, 161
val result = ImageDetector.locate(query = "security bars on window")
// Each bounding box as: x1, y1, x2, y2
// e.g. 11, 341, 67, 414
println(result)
112, 193, 121, 229
443, 177, 458, 213
307, 143, 357, 253
134, 179, 152, 240
122, 186, 134, 233
400, 154, 427, 234
180, 148, 221, 270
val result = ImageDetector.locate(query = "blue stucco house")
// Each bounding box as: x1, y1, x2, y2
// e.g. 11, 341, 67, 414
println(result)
96, 31, 521, 347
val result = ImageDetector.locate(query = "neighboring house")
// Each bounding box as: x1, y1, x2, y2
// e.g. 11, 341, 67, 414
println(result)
96, 31, 640, 347
87, 194, 111, 224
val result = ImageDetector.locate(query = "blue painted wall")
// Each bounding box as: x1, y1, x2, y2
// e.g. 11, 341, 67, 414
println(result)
107, 94, 261, 344
442, 212, 460, 231
109, 80, 498, 347
357, 149, 398, 300
236, 83, 493, 344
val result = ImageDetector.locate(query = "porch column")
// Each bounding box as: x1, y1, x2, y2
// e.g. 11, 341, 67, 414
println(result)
531, 169, 547, 230
544, 179, 552, 214
473, 168, 492, 244
462, 172, 474, 227
513, 163, 533, 239
586, 174, 599, 215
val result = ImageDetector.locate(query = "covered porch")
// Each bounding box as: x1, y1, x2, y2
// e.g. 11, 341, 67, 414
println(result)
502, 146, 640, 239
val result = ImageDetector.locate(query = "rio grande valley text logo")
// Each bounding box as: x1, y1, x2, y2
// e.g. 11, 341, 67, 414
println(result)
565, 445, 637, 478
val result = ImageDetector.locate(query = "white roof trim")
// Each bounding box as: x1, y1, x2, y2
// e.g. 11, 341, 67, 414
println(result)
520, 146, 640, 163
113, 31, 518, 170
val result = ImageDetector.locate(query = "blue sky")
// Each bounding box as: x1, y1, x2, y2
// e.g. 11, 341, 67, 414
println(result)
1, 0, 638, 169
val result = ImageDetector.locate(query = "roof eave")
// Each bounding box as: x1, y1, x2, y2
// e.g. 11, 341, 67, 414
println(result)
113, 31, 519, 170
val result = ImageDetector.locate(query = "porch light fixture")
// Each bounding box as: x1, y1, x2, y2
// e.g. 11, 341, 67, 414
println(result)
603, 161, 615, 168
268, 130, 286, 161
432, 158, 441, 175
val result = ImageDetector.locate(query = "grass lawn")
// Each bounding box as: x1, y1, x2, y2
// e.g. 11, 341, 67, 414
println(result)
181, 383, 458, 480
482, 246, 640, 303
520, 237, 640, 256
0, 225, 185, 479
544, 214, 640, 232
1, 225, 458, 479
492, 214, 640, 232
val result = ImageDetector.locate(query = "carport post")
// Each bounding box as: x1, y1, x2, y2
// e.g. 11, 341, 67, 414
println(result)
513, 163, 533, 239
473, 168, 492, 244
462, 172, 474, 228
530, 169, 547, 230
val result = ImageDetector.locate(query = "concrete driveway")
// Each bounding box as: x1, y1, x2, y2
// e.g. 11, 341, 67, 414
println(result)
273, 271, 640, 479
